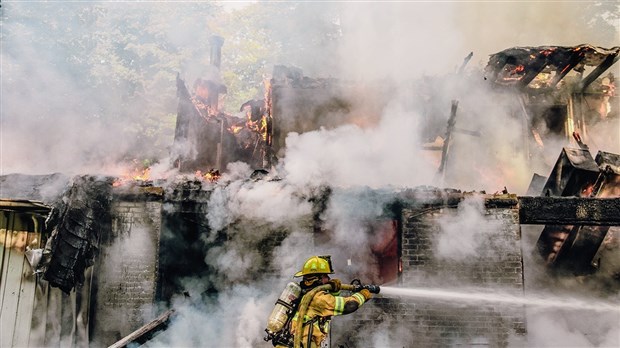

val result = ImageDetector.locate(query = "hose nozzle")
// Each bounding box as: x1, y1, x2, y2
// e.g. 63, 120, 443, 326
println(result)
349, 279, 380, 294
363, 284, 380, 294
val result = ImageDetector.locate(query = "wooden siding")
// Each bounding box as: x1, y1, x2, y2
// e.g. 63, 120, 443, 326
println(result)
0, 210, 45, 347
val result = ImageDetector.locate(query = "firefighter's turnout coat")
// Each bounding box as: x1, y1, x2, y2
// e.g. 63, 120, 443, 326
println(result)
278, 289, 369, 348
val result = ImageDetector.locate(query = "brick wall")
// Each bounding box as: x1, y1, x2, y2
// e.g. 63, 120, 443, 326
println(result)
333, 196, 526, 347
85, 186, 526, 347
91, 198, 162, 346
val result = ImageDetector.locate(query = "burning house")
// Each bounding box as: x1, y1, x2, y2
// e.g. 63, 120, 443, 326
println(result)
2, 167, 618, 347
1, 41, 619, 348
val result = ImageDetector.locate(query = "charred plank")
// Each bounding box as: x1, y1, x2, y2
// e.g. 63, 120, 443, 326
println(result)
518, 196, 620, 225
107, 309, 175, 348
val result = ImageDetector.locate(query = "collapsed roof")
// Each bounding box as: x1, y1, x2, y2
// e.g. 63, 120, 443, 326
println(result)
485, 44, 620, 92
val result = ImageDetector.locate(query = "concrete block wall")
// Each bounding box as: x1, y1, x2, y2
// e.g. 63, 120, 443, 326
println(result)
335, 197, 526, 347
91, 198, 162, 346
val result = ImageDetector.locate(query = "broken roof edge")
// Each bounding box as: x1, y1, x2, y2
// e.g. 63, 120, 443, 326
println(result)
488, 44, 620, 64
595, 151, 620, 175
562, 147, 602, 172
485, 44, 620, 90
0, 199, 52, 214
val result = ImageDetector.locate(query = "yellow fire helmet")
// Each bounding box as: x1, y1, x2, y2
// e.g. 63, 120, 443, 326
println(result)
294, 255, 335, 277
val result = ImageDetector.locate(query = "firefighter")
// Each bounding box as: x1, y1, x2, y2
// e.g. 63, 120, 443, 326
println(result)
277, 255, 374, 348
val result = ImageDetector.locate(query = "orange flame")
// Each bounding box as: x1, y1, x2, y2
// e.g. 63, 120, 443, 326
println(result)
540, 48, 555, 57
510, 65, 525, 75
230, 125, 244, 134
112, 161, 152, 186
196, 169, 221, 182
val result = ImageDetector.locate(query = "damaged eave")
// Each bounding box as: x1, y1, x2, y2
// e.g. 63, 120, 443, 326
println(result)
0, 199, 51, 215
518, 196, 620, 226
398, 189, 519, 210
112, 184, 164, 201
485, 44, 620, 90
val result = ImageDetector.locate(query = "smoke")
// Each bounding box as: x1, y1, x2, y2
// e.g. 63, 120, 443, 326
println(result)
335, 2, 464, 80
282, 102, 437, 189
435, 195, 504, 260
3, 1, 617, 188
519, 224, 620, 348
277, 0, 619, 194
454, 2, 617, 57
0, 5, 174, 177
1, 2, 194, 176
136, 164, 402, 346
526, 309, 620, 347
144, 284, 272, 348
368, 322, 416, 348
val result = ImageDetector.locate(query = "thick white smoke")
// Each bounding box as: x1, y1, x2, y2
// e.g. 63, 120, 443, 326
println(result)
435, 195, 504, 260
282, 106, 437, 189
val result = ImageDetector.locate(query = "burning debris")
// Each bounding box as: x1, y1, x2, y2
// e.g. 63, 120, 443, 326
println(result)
485, 44, 619, 150
534, 147, 620, 276
170, 36, 273, 175
485, 44, 619, 91
112, 160, 154, 187
171, 72, 274, 174
120, 42, 620, 197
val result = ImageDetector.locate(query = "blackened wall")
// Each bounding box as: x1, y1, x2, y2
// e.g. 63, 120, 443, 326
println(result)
159, 182, 214, 303
91, 195, 162, 346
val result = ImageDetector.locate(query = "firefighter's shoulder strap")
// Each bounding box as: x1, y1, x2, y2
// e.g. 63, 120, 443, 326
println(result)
302, 315, 319, 348
285, 290, 317, 348
297, 289, 328, 348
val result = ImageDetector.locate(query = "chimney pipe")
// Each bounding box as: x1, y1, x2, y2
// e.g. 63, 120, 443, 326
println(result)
209, 35, 224, 69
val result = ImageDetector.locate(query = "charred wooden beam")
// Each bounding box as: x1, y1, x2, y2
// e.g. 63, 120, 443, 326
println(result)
107, 309, 175, 348
517, 51, 549, 89
541, 147, 600, 197
437, 100, 459, 179
577, 52, 620, 93
518, 196, 620, 225
549, 49, 587, 87
458, 51, 473, 74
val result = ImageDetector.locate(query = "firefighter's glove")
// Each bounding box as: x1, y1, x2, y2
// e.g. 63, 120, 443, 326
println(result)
359, 288, 373, 301
328, 278, 342, 292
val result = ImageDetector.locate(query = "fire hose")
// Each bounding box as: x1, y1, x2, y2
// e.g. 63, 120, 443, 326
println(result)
293, 283, 380, 348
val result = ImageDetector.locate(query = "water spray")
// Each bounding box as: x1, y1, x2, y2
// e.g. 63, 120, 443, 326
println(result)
379, 286, 619, 313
